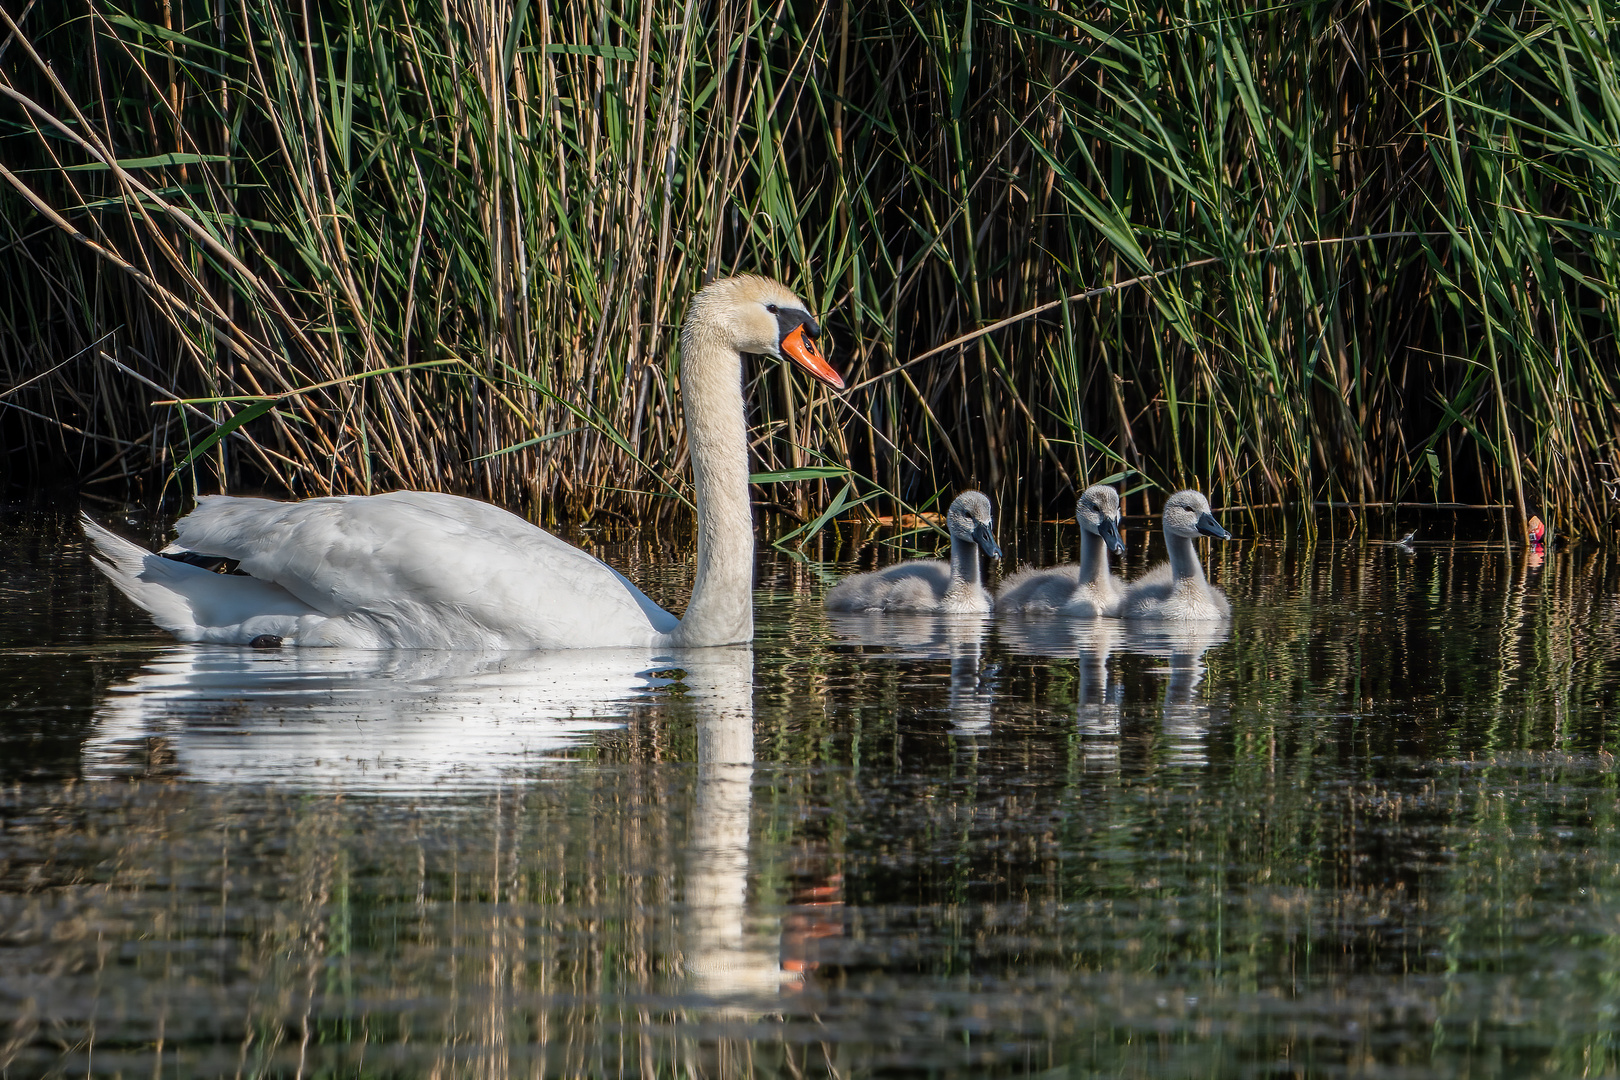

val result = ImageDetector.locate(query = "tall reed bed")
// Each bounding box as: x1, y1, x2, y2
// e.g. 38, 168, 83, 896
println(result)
0, 0, 848, 523
2, 0, 1617, 537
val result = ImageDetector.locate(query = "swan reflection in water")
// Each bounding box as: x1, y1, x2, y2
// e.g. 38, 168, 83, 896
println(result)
825, 612, 995, 732
999, 619, 1229, 767
82, 643, 820, 1008
684, 646, 806, 1003
682, 647, 843, 1009
82, 646, 666, 789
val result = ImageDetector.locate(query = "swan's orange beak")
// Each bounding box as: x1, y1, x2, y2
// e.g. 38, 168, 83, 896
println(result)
782, 324, 844, 390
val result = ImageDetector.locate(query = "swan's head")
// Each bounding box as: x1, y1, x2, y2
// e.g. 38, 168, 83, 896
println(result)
947, 490, 1001, 560
683, 275, 843, 389
1076, 484, 1124, 557
1161, 489, 1231, 541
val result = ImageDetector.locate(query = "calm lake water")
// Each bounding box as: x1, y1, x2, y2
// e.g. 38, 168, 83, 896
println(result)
4, 500, 1620, 1078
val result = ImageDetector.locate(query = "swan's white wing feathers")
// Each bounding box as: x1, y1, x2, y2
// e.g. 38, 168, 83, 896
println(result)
171, 492, 675, 648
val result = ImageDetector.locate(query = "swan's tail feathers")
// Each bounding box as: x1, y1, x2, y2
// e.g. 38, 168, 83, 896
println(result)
82, 514, 200, 636
81, 513, 317, 644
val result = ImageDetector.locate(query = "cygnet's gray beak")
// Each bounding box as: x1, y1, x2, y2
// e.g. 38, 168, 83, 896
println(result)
1097, 515, 1125, 558
973, 521, 1002, 560
1196, 511, 1232, 540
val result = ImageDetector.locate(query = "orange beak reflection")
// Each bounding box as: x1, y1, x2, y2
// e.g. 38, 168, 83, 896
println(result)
782, 324, 843, 390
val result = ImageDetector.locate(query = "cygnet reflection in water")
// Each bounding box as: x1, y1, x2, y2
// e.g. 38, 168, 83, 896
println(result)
1127, 622, 1229, 767
999, 617, 1125, 738
826, 611, 996, 732
1000, 619, 1228, 767
84, 646, 705, 791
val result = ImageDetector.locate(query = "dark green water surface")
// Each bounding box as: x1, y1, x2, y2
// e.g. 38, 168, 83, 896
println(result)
5, 502, 1620, 1078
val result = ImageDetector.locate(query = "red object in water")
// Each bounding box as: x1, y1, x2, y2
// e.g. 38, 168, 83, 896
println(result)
1528, 515, 1546, 548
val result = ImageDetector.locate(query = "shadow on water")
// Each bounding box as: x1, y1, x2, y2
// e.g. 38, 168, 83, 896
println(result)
4, 502, 1620, 1076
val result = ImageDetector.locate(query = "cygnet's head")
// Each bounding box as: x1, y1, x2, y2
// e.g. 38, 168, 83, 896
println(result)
682, 274, 843, 389
1161, 489, 1231, 541
1076, 484, 1125, 557
946, 490, 1002, 560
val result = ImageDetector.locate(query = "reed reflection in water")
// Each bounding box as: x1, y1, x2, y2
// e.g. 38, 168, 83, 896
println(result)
8, 507, 1620, 1077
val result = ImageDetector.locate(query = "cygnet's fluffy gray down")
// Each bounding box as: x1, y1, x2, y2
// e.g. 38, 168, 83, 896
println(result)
997, 484, 1126, 616
1116, 561, 1230, 620
824, 491, 1001, 614
1119, 489, 1232, 620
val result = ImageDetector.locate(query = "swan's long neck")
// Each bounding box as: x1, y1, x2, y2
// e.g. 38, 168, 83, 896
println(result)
948, 534, 981, 593
1165, 530, 1206, 585
670, 323, 754, 647
1077, 529, 1110, 584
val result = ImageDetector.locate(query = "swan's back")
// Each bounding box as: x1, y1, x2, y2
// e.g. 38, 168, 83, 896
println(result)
90, 492, 677, 648
824, 561, 955, 613
188, 492, 676, 645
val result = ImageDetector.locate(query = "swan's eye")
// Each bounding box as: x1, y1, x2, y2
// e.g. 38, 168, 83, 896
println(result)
766, 303, 779, 314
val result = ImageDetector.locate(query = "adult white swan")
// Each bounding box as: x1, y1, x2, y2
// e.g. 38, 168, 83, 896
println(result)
83, 275, 844, 649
